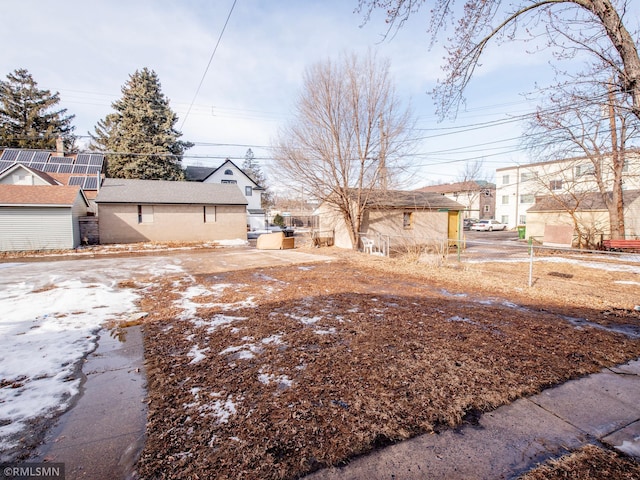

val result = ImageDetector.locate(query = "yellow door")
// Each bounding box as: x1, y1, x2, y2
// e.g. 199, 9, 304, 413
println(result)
448, 211, 460, 242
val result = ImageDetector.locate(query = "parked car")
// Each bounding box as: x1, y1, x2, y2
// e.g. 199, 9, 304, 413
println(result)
463, 218, 479, 231
470, 219, 507, 231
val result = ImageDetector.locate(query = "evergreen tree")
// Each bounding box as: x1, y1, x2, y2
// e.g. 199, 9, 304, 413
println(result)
0, 68, 76, 150
90, 68, 192, 180
242, 148, 273, 208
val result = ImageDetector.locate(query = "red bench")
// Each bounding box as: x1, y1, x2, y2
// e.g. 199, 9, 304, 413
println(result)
602, 239, 640, 252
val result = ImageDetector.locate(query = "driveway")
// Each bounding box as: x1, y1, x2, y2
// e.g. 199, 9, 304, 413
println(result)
462, 229, 527, 260
1, 246, 333, 477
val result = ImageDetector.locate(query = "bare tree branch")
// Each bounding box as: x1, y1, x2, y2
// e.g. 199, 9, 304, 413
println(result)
272, 52, 416, 249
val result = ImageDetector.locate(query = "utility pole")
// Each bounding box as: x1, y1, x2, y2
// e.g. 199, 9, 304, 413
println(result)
378, 114, 388, 190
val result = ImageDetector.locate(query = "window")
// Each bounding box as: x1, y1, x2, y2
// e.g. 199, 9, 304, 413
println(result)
520, 194, 534, 204
502, 174, 510, 185
484, 205, 490, 213
550, 179, 563, 191
221, 179, 237, 184
501, 195, 509, 205
501, 215, 509, 225
245, 186, 253, 196
12, 174, 31, 184
622, 160, 630, 173
137, 205, 153, 223
520, 172, 533, 182
403, 212, 413, 229
224, 169, 233, 175
519, 215, 527, 225
204, 206, 216, 223
574, 164, 594, 177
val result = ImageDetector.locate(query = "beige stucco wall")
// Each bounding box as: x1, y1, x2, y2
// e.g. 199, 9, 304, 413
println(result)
316, 203, 452, 250
625, 200, 640, 237
526, 196, 640, 243
363, 209, 450, 248
98, 203, 247, 244
525, 210, 609, 245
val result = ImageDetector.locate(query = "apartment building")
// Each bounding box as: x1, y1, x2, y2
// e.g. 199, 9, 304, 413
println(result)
494, 152, 640, 229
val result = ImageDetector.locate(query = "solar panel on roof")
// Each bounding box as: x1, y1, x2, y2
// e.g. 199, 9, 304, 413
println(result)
43, 163, 58, 172
76, 154, 90, 164
0, 161, 13, 172
69, 176, 85, 186
86, 166, 101, 175
83, 176, 98, 190
31, 163, 45, 171
57, 164, 74, 173
89, 156, 104, 166
16, 151, 35, 163
72, 165, 88, 174
0, 149, 20, 161
33, 151, 50, 162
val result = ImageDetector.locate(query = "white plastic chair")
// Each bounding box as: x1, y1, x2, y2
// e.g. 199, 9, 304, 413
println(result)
361, 236, 374, 254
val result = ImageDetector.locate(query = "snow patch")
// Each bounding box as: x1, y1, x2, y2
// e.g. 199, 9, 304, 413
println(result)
188, 345, 210, 364
0, 278, 139, 451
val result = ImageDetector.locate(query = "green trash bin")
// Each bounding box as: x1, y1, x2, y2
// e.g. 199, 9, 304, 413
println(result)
517, 225, 526, 239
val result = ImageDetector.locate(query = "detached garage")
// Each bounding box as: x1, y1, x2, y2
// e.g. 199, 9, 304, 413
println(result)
95, 178, 248, 244
0, 185, 89, 251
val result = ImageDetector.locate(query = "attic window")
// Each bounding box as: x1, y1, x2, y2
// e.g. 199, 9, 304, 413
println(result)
224, 169, 233, 175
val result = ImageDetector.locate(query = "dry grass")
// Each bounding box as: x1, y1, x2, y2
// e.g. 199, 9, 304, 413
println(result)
519, 444, 640, 479
134, 254, 640, 480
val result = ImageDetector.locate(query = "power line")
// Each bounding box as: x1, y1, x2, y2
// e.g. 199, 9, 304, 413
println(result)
179, 0, 238, 131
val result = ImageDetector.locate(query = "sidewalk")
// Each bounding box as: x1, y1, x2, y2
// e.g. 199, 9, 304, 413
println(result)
305, 358, 640, 479
31, 326, 147, 480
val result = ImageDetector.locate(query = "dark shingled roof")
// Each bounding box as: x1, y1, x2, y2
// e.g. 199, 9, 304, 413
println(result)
95, 178, 248, 205
416, 180, 494, 194
528, 190, 640, 212
184, 166, 216, 182
364, 190, 465, 210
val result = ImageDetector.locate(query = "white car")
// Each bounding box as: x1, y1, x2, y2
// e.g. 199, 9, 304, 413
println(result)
470, 219, 507, 231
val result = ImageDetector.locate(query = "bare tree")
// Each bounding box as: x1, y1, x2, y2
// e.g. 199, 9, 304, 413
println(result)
525, 72, 639, 241
357, 0, 640, 120
451, 159, 487, 217
272, 52, 415, 249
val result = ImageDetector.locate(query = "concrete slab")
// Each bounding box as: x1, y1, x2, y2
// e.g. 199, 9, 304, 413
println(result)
602, 420, 640, 460
529, 371, 640, 438
32, 326, 147, 480
305, 398, 588, 480
609, 358, 640, 376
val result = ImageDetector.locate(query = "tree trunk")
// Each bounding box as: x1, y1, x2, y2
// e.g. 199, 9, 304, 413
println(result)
585, 0, 640, 120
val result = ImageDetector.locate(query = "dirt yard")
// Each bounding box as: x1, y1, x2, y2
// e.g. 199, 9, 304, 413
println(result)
133, 249, 640, 479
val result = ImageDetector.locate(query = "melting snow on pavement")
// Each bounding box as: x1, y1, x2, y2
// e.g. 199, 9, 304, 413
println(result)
0, 276, 140, 454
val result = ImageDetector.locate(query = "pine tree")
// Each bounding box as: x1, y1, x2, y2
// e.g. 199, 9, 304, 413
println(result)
0, 68, 76, 150
242, 148, 273, 208
91, 68, 192, 180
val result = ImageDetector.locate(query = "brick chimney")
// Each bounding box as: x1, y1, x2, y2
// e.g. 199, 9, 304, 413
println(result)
56, 136, 64, 156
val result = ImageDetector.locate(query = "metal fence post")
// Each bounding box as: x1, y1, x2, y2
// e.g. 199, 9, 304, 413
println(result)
528, 237, 534, 287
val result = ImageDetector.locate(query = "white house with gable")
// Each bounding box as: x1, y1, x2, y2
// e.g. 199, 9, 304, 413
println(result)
184, 159, 266, 231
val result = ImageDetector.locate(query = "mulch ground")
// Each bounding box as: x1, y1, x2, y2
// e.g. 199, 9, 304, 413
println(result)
132, 251, 640, 479
520, 444, 640, 479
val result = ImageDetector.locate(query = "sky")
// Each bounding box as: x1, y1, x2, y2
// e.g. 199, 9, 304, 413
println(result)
2, 0, 638, 190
